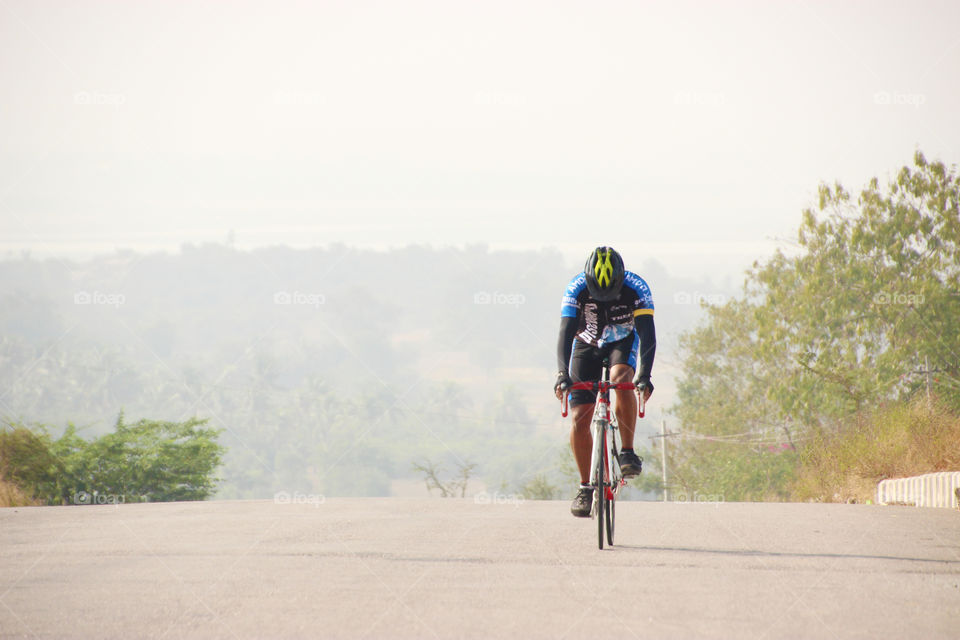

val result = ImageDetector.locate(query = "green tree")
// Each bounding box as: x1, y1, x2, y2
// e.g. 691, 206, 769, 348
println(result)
81, 413, 226, 502
748, 150, 960, 417
3, 414, 225, 504
671, 150, 960, 499
0, 423, 61, 502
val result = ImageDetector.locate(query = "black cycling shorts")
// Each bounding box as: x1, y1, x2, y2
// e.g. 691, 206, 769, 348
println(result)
567, 333, 639, 407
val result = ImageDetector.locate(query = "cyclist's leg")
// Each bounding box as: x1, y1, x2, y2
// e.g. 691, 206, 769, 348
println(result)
570, 404, 594, 484
609, 333, 640, 449
611, 364, 637, 448
568, 340, 601, 484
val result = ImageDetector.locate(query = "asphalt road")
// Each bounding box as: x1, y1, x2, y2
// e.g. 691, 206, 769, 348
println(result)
1, 498, 958, 639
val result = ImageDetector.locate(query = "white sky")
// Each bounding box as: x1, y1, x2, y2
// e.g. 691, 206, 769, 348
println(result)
1, 0, 958, 279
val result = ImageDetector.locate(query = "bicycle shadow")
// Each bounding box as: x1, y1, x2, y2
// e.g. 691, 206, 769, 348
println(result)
608, 544, 960, 565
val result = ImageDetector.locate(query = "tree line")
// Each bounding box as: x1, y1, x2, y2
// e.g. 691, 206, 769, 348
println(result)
0, 414, 224, 506
659, 150, 960, 501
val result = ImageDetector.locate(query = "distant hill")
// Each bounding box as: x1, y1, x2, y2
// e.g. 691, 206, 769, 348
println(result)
0, 243, 734, 498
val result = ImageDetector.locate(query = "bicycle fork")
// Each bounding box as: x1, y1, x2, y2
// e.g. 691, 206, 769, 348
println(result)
609, 418, 623, 499
589, 417, 608, 516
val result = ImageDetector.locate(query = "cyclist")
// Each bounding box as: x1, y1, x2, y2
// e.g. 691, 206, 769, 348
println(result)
554, 247, 656, 517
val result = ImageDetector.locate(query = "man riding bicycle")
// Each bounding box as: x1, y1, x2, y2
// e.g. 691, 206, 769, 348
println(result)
554, 247, 656, 517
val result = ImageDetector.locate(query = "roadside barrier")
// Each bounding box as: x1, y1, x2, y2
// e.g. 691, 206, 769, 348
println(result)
876, 471, 960, 509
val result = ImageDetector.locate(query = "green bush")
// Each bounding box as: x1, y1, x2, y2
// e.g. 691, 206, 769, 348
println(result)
0, 425, 60, 504
1, 414, 225, 506
667, 440, 798, 502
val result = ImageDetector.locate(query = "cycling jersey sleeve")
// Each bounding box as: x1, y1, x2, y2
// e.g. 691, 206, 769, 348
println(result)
560, 274, 586, 318
634, 313, 656, 378
624, 271, 655, 317
558, 273, 585, 371
557, 315, 578, 373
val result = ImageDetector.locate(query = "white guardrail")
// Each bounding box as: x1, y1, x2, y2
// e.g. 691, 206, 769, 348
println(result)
876, 471, 960, 508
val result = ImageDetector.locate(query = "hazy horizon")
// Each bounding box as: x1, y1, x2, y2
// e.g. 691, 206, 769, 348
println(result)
3, 0, 958, 281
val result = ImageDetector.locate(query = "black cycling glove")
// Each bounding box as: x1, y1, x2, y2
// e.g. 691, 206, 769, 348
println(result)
554, 371, 572, 394
633, 373, 654, 397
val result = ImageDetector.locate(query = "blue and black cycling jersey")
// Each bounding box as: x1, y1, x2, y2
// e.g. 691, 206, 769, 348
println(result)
560, 270, 654, 348
556, 270, 656, 405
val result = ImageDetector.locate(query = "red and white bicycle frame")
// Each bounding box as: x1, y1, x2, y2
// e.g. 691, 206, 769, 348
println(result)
562, 380, 644, 510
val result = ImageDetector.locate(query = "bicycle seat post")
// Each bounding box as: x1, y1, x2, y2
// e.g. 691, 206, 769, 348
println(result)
601, 357, 610, 383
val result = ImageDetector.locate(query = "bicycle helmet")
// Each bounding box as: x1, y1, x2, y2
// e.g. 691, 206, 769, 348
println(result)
584, 246, 625, 301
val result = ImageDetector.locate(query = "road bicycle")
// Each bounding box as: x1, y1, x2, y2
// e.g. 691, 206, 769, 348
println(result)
562, 361, 644, 549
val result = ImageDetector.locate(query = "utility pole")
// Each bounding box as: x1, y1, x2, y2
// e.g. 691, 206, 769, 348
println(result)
649, 419, 681, 502
660, 417, 668, 502
925, 355, 932, 405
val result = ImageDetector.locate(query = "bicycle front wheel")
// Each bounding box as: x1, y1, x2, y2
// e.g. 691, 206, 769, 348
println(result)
596, 442, 607, 550
606, 490, 615, 545
596, 478, 605, 550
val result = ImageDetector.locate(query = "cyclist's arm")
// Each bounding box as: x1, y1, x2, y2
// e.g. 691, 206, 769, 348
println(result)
557, 315, 578, 373
633, 313, 656, 378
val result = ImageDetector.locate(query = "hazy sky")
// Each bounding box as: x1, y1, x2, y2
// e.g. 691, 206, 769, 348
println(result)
2, 0, 958, 279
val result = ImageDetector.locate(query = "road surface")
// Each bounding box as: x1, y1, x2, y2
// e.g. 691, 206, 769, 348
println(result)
1, 498, 958, 639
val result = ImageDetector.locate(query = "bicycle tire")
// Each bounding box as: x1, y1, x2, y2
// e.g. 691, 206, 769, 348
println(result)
607, 443, 617, 546
606, 488, 615, 545
597, 477, 605, 550
596, 437, 606, 550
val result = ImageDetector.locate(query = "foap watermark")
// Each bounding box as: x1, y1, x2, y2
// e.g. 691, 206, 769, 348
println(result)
673, 91, 726, 107
873, 91, 926, 108
873, 291, 924, 305
673, 291, 727, 305
273, 491, 325, 507
473, 291, 526, 307
74, 291, 125, 308
474, 491, 524, 506
273, 291, 325, 307
73, 491, 125, 505
74, 91, 126, 107
672, 491, 724, 507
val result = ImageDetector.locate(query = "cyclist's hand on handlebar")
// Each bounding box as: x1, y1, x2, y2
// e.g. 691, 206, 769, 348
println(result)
554, 371, 572, 400
634, 374, 654, 402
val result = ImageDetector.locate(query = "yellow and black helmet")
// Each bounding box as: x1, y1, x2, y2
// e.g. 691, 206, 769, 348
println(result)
584, 246, 625, 301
